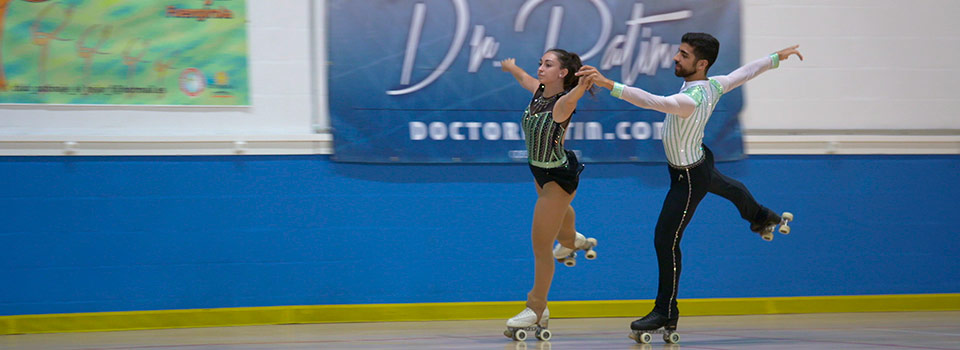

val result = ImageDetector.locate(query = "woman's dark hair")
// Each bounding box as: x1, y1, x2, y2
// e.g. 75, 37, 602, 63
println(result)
547, 49, 593, 96
547, 48, 585, 92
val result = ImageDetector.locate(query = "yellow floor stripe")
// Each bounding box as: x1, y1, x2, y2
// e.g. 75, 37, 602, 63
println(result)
2, 294, 958, 335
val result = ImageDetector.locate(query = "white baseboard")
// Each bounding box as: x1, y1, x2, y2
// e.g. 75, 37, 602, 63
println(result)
1, 133, 957, 156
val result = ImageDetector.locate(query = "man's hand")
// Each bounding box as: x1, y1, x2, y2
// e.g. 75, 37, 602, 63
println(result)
576, 65, 614, 90
777, 45, 804, 61
580, 73, 594, 89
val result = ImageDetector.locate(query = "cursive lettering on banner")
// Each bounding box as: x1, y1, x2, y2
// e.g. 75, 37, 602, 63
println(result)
389, 1, 691, 95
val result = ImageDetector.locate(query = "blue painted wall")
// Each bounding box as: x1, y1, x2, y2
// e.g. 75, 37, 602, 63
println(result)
1, 155, 958, 316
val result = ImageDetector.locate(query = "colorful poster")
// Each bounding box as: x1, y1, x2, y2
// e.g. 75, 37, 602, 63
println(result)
0, 0, 248, 106
328, 0, 743, 163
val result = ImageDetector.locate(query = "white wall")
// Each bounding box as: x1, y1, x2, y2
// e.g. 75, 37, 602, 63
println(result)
741, 0, 959, 131
1, 0, 957, 155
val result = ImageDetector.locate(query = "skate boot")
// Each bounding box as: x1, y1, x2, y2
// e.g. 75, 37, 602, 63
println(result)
552, 232, 598, 267
751, 209, 794, 241
504, 307, 551, 341
629, 310, 680, 344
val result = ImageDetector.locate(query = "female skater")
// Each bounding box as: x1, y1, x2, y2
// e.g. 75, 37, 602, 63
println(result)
499, 49, 598, 341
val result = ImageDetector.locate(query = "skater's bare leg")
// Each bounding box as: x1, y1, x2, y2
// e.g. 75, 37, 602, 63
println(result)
556, 205, 577, 248
527, 181, 575, 319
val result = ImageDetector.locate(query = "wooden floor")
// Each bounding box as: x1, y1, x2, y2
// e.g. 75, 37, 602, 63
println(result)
2, 311, 959, 349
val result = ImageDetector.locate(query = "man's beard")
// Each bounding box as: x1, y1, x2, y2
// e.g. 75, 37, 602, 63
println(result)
674, 64, 695, 78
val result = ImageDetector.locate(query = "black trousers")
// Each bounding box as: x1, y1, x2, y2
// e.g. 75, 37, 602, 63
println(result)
652, 146, 772, 319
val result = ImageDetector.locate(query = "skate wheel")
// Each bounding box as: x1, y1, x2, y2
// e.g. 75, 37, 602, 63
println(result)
781, 212, 794, 222
639, 332, 652, 344
563, 258, 576, 267
761, 232, 773, 241
779, 225, 791, 234
584, 249, 597, 260
664, 332, 680, 344
536, 329, 551, 341
514, 329, 527, 341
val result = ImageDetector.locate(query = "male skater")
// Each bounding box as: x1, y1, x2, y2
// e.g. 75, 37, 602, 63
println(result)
577, 32, 803, 332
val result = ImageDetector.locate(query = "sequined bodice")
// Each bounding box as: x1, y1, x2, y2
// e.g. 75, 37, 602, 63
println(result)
522, 85, 569, 168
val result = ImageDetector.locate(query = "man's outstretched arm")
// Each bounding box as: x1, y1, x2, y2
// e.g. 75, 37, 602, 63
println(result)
713, 45, 804, 93
577, 65, 696, 118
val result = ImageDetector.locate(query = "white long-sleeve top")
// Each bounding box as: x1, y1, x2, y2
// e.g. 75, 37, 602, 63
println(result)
611, 54, 780, 167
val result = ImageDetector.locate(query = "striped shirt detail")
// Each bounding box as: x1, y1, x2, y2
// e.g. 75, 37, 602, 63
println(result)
662, 79, 722, 167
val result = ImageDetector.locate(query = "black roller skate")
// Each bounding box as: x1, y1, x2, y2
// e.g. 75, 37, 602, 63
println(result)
751, 208, 793, 241
629, 311, 680, 344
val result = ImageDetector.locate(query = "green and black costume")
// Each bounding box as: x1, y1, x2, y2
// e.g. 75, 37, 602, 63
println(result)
522, 84, 584, 194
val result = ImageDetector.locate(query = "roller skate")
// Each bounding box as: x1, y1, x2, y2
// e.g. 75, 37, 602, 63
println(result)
751, 210, 794, 241
552, 232, 598, 267
628, 310, 680, 344
504, 307, 551, 341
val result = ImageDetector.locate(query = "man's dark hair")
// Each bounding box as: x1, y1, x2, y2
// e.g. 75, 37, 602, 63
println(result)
681, 32, 720, 72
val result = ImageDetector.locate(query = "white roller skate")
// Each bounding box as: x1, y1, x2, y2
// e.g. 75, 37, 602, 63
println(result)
759, 212, 794, 241
552, 232, 598, 267
504, 307, 551, 341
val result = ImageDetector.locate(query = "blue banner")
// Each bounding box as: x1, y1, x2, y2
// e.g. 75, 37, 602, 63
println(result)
328, 0, 743, 163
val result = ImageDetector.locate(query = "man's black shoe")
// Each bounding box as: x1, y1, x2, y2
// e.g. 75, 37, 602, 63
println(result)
630, 310, 678, 331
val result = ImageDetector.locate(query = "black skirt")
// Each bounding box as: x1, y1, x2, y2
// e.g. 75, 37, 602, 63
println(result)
528, 150, 584, 195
